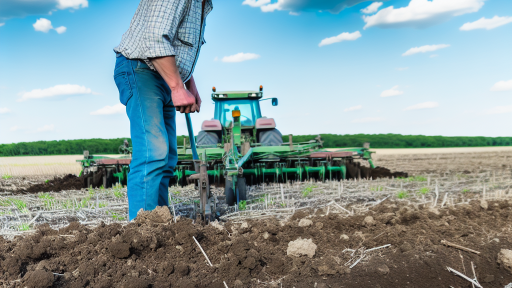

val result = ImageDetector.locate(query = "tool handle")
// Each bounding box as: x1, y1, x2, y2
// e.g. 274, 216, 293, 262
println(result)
185, 113, 199, 160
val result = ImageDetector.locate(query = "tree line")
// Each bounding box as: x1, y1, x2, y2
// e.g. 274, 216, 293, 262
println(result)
1, 134, 511, 156
289, 134, 512, 148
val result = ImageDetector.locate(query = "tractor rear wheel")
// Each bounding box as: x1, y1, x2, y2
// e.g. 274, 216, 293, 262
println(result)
259, 129, 283, 146
224, 178, 248, 206
197, 131, 219, 147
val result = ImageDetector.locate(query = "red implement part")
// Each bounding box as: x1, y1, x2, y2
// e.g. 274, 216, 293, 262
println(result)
309, 152, 354, 159
95, 159, 132, 165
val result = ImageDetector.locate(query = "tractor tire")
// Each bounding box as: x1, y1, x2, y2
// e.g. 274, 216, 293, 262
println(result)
196, 131, 219, 147
224, 178, 248, 206
259, 129, 283, 146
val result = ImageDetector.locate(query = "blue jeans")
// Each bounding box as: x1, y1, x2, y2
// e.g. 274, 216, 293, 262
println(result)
113, 53, 177, 221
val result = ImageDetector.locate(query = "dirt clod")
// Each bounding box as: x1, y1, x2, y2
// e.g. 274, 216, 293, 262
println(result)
400, 242, 413, 253
109, 242, 131, 259
298, 218, 313, 227
498, 249, 512, 274
287, 238, 317, 258
23, 270, 54, 288
363, 216, 376, 227
376, 264, 390, 275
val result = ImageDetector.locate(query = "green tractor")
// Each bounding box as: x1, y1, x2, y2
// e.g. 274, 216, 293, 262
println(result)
78, 85, 377, 221
174, 86, 375, 206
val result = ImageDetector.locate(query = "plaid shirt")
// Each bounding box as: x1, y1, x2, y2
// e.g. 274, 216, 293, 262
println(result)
114, 0, 213, 82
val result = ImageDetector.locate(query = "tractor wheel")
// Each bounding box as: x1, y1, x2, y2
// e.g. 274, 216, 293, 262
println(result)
197, 131, 219, 147
259, 129, 283, 146
224, 178, 248, 206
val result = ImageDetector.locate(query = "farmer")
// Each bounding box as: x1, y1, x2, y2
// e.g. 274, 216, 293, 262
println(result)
113, 0, 213, 221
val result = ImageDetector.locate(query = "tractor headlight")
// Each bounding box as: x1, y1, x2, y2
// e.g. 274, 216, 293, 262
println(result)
248, 93, 261, 97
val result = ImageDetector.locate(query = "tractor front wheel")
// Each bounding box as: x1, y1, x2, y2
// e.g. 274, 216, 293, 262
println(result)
224, 177, 247, 206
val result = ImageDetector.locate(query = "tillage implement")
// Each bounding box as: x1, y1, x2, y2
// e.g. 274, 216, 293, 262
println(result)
77, 86, 376, 222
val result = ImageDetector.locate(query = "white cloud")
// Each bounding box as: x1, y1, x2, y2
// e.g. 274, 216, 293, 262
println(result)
213, 56, 218, 61
0, 0, 88, 22
344, 105, 362, 112
396, 67, 409, 71
55, 26, 67, 34
0, 108, 11, 114
430, 54, 438, 58
10, 126, 19, 132
318, 31, 361, 47
460, 16, 512, 31
490, 79, 512, 92
404, 101, 439, 111
0, 23, 4, 27
380, 85, 404, 97
37, 124, 55, 132
289, 11, 300, 16
18, 84, 92, 101
351, 117, 385, 123
361, 2, 383, 14
57, 0, 88, 10
484, 106, 512, 115
242, 0, 270, 7
222, 53, 260, 63
247, 0, 371, 14
33, 18, 53, 33
33, 18, 66, 34
402, 44, 450, 56
90, 103, 125, 115
363, 0, 485, 29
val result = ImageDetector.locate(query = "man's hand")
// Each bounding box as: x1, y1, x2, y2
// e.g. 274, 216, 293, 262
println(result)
150, 56, 199, 113
185, 75, 201, 113
170, 86, 198, 113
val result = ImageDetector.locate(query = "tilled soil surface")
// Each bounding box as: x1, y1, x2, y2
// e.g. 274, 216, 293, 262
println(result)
0, 174, 84, 194
1, 200, 512, 287
24, 174, 83, 194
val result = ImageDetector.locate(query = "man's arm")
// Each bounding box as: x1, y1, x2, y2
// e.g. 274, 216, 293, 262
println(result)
151, 56, 199, 113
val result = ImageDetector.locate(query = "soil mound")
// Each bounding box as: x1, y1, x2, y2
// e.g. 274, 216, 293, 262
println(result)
371, 166, 408, 179
25, 174, 83, 193
2, 201, 512, 287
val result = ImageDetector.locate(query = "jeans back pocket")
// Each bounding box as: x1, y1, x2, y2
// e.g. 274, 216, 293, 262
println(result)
114, 72, 133, 105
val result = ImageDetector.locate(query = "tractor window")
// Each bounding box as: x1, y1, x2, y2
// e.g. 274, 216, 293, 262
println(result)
215, 99, 262, 127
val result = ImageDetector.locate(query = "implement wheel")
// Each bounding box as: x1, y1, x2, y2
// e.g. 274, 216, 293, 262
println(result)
224, 178, 247, 206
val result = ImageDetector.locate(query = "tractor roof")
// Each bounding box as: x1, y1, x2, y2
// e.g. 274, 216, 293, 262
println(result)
211, 90, 263, 100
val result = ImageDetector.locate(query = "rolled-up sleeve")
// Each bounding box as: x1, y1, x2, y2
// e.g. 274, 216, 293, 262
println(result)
142, 0, 186, 59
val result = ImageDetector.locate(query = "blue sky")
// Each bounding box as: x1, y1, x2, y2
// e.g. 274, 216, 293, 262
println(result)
0, 0, 511, 144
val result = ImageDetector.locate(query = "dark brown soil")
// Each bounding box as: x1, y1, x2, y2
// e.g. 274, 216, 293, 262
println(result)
2, 200, 512, 287
24, 174, 83, 193
371, 166, 408, 179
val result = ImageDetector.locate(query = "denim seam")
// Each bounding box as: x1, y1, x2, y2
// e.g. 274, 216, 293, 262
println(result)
129, 60, 150, 211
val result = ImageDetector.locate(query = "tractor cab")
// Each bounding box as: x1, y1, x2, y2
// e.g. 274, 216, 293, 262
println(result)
214, 92, 262, 127
197, 86, 282, 147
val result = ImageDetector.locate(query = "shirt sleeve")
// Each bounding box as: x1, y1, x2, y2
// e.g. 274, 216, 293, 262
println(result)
142, 0, 187, 59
